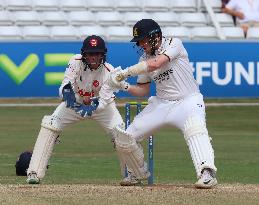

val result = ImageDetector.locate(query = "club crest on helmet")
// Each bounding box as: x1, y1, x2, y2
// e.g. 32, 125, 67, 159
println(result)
90, 39, 97, 47
133, 27, 138, 37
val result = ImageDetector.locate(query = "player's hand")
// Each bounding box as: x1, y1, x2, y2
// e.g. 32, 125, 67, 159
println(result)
90, 97, 99, 109
62, 82, 76, 108
74, 99, 99, 118
119, 81, 130, 91
115, 69, 129, 82
107, 67, 130, 92
235, 11, 244, 20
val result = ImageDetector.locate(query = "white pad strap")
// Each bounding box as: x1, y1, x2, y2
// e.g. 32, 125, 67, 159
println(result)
114, 125, 149, 179
27, 115, 62, 179
184, 116, 217, 178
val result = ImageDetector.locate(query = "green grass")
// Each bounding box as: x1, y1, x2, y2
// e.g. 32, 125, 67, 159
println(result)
0, 105, 259, 185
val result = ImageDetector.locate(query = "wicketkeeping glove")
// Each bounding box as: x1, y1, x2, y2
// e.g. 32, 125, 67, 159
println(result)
62, 82, 76, 108
74, 97, 99, 118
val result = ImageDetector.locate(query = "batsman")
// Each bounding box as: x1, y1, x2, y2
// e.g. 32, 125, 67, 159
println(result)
26, 35, 126, 184
109, 19, 218, 188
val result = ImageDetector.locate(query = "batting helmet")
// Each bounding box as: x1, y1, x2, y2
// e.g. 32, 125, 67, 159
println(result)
131, 19, 162, 55
130, 19, 161, 43
15, 151, 32, 176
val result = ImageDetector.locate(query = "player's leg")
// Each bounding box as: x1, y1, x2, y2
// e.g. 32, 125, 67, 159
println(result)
126, 96, 167, 141
167, 93, 217, 188
118, 140, 148, 186
93, 102, 142, 186
114, 97, 169, 185
183, 115, 217, 188
27, 102, 83, 184
113, 125, 150, 182
26, 115, 62, 184
92, 102, 129, 179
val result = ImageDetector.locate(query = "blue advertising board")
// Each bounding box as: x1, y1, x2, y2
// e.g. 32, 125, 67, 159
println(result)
0, 41, 258, 98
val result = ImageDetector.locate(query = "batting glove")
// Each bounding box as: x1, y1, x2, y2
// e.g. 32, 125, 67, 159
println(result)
115, 69, 129, 82
62, 82, 76, 108
108, 67, 129, 91
119, 81, 131, 91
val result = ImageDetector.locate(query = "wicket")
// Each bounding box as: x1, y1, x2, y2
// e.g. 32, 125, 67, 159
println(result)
125, 102, 154, 185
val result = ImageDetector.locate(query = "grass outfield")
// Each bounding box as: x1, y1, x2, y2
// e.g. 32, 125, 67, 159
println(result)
0, 105, 259, 204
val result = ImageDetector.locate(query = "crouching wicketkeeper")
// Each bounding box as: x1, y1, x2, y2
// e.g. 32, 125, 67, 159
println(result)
26, 35, 127, 184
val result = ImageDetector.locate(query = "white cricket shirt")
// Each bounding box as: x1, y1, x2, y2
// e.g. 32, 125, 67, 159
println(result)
137, 37, 199, 101
59, 54, 115, 104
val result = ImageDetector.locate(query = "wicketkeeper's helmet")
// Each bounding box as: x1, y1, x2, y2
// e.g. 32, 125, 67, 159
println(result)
15, 151, 32, 176
81, 35, 107, 66
131, 19, 162, 55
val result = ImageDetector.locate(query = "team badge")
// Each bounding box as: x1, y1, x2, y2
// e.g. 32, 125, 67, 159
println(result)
133, 27, 138, 37
93, 80, 99, 87
90, 39, 97, 47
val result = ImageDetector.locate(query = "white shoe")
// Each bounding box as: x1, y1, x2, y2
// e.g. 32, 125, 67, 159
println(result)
120, 174, 142, 186
195, 169, 217, 189
26, 172, 40, 184
120, 171, 150, 186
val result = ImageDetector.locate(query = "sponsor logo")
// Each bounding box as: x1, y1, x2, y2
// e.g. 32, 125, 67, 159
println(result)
193, 61, 259, 85
154, 68, 174, 83
78, 88, 94, 97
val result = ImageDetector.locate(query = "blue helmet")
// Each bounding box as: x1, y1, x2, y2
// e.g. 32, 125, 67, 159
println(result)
131, 19, 161, 42
131, 19, 162, 55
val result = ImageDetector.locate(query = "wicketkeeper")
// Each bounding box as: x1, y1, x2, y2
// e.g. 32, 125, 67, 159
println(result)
26, 35, 125, 184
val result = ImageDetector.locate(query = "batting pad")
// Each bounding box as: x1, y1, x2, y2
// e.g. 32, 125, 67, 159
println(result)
27, 115, 62, 179
116, 150, 127, 177
184, 116, 217, 178
114, 125, 149, 179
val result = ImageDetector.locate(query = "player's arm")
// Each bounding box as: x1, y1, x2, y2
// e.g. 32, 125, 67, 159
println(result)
116, 40, 182, 81
96, 82, 116, 111
59, 55, 81, 108
127, 82, 150, 97
59, 55, 80, 98
115, 56, 169, 81
222, 7, 244, 19
145, 54, 170, 72
222, 1, 244, 19
94, 65, 128, 111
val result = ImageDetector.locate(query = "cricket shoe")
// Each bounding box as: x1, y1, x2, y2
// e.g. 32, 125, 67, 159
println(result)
120, 171, 150, 186
26, 172, 40, 184
195, 168, 217, 189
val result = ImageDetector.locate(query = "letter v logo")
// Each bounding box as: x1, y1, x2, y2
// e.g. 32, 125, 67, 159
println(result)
0, 54, 39, 85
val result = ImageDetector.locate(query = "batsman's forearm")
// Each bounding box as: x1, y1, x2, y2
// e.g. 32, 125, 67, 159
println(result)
126, 61, 148, 77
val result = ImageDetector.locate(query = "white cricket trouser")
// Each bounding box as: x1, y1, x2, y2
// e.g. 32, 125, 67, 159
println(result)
127, 92, 216, 177
53, 101, 123, 136
27, 101, 123, 179
127, 93, 205, 139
